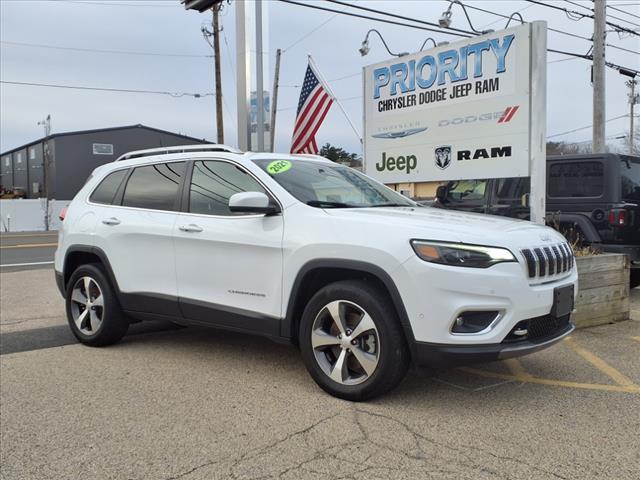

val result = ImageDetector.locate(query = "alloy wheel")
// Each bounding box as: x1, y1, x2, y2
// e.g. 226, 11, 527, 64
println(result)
311, 300, 380, 385
70, 276, 104, 336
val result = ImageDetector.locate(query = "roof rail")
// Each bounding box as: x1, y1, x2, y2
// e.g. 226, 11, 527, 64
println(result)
115, 144, 241, 162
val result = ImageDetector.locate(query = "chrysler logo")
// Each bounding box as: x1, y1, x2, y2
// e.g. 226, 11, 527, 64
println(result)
371, 127, 427, 139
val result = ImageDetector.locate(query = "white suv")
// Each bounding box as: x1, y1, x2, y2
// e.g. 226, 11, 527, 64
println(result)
55, 145, 577, 400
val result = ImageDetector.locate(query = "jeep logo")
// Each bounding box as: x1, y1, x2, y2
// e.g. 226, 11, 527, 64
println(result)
458, 146, 512, 160
375, 152, 417, 173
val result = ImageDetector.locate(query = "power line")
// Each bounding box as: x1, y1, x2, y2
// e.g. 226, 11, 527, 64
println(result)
0, 80, 213, 98
453, 2, 638, 55
325, 0, 476, 37
480, 4, 534, 28
564, 0, 592, 12
52, 0, 178, 7
547, 114, 629, 138
277, 0, 639, 76
607, 43, 640, 55
606, 11, 640, 27
282, 8, 345, 52
525, 0, 639, 36
0, 40, 211, 58
459, 2, 592, 41
608, 5, 640, 19
277, 0, 472, 38
279, 95, 361, 112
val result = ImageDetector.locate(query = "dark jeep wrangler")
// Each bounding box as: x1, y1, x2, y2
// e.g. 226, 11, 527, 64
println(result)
433, 153, 640, 288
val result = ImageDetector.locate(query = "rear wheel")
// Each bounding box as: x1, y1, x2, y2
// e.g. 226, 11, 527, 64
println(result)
299, 280, 409, 401
66, 264, 128, 346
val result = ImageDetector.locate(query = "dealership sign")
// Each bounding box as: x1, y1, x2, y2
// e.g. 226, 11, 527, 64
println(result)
363, 22, 547, 184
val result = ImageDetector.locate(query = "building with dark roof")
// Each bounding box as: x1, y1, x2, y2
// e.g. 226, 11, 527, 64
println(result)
1, 124, 208, 200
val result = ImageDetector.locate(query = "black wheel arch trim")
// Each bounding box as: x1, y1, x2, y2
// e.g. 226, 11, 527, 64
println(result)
283, 258, 417, 356
61, 244, 183, 316
63, 245, 121, 294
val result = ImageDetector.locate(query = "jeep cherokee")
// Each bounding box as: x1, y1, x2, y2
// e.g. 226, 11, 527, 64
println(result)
55, 145, 577, 400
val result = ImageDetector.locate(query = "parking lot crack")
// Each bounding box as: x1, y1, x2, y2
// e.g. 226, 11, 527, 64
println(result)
164, 459, 221, 480
354, 408, 569, 480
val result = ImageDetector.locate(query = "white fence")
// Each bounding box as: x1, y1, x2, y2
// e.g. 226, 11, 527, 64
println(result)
0, 199, 71, 232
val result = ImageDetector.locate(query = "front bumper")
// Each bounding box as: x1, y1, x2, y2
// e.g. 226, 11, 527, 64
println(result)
413, 316, 574, 367
394, 256, 578, 345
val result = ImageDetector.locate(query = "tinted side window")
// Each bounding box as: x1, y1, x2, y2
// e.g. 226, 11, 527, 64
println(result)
90, 169, 128, 204
496, 177, 530, 201
548, 162, 604, 198
122, 162, 186, 211
621, 160, 640, 202
447, 180, 488, 202
189, 160, 266, 216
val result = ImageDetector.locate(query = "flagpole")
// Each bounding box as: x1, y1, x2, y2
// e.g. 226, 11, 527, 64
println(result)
308, 55, 362, 146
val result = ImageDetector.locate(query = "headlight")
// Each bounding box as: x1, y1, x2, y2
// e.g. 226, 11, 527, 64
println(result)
410, 240, 516, 268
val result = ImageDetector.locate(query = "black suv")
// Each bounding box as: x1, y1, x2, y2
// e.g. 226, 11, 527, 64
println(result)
433, 154, 640, 287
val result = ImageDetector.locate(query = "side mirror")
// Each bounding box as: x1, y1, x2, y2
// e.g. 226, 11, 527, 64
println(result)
521, 193, 530, 208
229, 192, 280, 215
435, 185, 448, 203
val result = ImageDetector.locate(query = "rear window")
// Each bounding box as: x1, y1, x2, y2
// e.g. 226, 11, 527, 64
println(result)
122, 162, 186, 211
548, 162, 604, 198
621, 159, 640, 202
89, 169, 127, 204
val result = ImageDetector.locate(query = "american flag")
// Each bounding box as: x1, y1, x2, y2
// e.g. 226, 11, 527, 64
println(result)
290, 60, 334, 154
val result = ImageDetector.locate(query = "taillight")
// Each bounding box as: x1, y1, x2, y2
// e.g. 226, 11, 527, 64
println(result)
608, 209, 627, 227
59, 207, 68, 221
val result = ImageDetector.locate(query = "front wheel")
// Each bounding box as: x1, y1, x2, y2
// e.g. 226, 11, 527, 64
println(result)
299, 280, 409, 401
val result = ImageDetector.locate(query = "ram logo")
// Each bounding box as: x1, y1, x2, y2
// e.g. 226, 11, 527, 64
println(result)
434, 146, 452, 169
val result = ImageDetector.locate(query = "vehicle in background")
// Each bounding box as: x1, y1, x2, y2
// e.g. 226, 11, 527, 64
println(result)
433, 154, 640, 288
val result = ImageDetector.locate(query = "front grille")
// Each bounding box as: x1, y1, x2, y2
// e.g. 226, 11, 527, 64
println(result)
520, 242, 574, 280
504, 314, 571, 343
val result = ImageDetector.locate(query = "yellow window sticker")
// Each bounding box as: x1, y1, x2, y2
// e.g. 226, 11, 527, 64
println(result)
267, 160, 292, 175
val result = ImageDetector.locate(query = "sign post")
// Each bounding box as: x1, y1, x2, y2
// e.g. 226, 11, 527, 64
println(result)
363, 22, 547, 224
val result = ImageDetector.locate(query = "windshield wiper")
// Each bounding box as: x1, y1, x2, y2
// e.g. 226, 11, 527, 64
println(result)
307, 200, 353, 208
369, 203, 413, 208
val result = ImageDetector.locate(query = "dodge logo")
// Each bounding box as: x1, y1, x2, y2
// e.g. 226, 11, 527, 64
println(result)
435, 146, 452, 169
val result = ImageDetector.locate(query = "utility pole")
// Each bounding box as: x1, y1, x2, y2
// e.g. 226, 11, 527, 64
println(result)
592, 0, 606, 153
255, 0, 265, 151
628, 79, 638, 154
212, 4, 224, 144
270, 48, 281, 152
37, 115, 51, 231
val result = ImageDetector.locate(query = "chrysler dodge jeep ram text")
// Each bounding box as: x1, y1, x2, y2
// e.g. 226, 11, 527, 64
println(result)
55, 145, 577, 400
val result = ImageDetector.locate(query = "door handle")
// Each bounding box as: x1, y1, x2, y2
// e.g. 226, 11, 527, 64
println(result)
102, 217, 121, 226
179, 224, 203, 233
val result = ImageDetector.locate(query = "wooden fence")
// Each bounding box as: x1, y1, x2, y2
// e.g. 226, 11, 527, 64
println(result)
574, 254, 630, 328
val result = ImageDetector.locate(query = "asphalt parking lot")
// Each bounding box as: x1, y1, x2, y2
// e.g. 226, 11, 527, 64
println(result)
0, 248, 638, 479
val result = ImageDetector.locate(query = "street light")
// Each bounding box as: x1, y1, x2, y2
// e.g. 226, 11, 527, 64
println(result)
439, 0, 494, 35
359, 29, 408, 57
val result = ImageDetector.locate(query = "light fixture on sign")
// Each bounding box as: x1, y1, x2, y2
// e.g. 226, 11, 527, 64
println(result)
359, 29, 408, 58
439, 0, 494, 35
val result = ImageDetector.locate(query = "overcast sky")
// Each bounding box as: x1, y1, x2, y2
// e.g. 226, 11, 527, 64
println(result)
1, 0, 639, 154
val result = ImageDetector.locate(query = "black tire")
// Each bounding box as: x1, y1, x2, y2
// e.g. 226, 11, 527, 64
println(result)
631, 270, 640, 289
65, 263, 129, 346
299, 280, 410, 401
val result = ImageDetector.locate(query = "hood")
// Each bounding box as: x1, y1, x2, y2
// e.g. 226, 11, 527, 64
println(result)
324, 206, 565, 249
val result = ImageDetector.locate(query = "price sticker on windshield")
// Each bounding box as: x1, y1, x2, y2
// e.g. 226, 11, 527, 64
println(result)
267, 160, 292, 175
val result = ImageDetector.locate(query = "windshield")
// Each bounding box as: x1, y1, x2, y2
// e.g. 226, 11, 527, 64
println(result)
253, 159, 415, 208
621, 158, 640, 203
